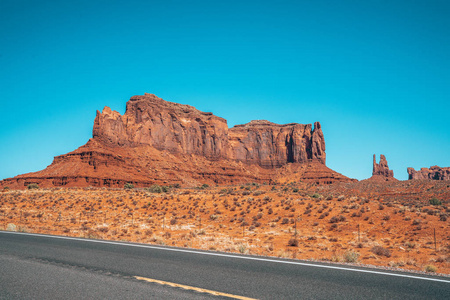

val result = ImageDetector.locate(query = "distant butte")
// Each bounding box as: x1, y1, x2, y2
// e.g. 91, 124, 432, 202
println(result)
365, 154, 397, 182
408, 166, 450, 181
1, 93, 353, 189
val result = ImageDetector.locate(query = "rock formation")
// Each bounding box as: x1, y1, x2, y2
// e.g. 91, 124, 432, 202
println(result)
407, 166, 450, 181
92, 94, 326, 166
364, 154, 397, 182
228, 120, 325, 168
373, 154, 394, 178
0, 93, 353, 189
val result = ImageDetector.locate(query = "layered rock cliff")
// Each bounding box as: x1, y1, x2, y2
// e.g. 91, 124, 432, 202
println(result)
408, 166, 450, 181
93, 94, 229, 160
93, 93, 326, 167
1, 93, 353, 189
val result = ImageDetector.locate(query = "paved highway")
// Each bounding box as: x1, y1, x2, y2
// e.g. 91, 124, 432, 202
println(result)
0, 231, 449, 299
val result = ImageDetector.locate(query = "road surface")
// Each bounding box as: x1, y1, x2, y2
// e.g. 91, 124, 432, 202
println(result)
0, 231, 449, 299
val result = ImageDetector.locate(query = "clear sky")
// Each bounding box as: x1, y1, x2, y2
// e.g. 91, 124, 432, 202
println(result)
1, 0, 449, 181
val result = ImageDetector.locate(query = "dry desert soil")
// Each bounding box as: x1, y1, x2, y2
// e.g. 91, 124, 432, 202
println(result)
1, 180, 449, 275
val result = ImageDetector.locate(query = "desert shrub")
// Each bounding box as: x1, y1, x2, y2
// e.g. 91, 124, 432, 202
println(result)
6, 223, 17, 231
371, 246, 391, 257
2, 186, 10, 191
440, 214, 448, 222
382, 215, 391, 221
412, 219, 421, 225
319, 212, 329, 219
378, 204, 384, 210
329, 215, 346, 223
425, 265, 437, 273
210, 214, 218, 220
170, 218, 177, 225
27, 183, 39, 190
148, 184, 162, 193
198, 183, 209, 189
281, 218, 289, 224
405, 242, 416, 249
344, 251, 359, 263
287, 238, 299, 247
329, 216, 339, 223
311, 193, 321, 199
124, 183, 134, 189
292, 188, 299, 193
98, 226, 109, 233
429, 198, 442, 206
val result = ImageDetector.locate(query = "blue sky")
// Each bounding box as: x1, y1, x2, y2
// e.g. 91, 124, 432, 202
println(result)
1, 0, 449, 181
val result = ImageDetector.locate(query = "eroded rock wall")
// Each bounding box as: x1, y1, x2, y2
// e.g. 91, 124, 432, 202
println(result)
408, 166, 450, 180
93, 93, 326, 167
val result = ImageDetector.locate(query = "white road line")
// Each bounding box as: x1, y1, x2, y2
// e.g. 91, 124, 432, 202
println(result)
2, 231, 449, 284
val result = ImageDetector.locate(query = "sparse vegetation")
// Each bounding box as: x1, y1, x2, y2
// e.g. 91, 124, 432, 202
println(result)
0, 180, 448, 275
371, 246, 391, 257
429, 198, 442, 206
343, 251, 359, 263
425, 265, 437, 273
287, 238, 298, 247
27, 183, 39, 190
124, 183, 134, 189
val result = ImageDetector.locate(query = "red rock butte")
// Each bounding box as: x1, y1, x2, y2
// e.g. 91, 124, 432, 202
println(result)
1, 93, 354, 188
365, 154, 398, 182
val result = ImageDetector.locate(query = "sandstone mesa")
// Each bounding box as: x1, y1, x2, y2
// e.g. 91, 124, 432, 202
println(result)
1, 93, 352, 189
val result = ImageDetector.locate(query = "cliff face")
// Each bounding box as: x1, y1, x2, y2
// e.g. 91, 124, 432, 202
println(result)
93, 93, 326, 167
93, 94, 229, 160
1, 93, 353, 189
408, 166, 450, 181
228, 120, 325, 168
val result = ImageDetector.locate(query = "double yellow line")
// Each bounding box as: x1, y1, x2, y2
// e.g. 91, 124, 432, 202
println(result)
134, 276, 258, 300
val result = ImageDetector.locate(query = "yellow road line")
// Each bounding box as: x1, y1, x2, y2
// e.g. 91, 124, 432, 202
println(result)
134, 276, 258, 300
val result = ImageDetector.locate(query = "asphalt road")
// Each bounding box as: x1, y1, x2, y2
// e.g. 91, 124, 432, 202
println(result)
0, 231, 449, 299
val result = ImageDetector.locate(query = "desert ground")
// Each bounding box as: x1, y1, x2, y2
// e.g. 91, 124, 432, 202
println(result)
1, 180, 449, 275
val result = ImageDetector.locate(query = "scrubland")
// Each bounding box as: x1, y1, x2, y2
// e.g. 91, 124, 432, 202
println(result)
1, 181, 449, 275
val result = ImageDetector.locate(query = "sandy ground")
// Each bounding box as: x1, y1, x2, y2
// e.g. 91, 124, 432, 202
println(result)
1, 182, 449, 275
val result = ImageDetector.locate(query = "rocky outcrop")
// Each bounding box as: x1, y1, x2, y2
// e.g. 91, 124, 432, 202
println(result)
407, 166, 450, 181
228, 120, 325, 168
93, 94, 229, 160
93, 93, 326, 167
373, 154, 394, 178
0, 93, 353, 189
